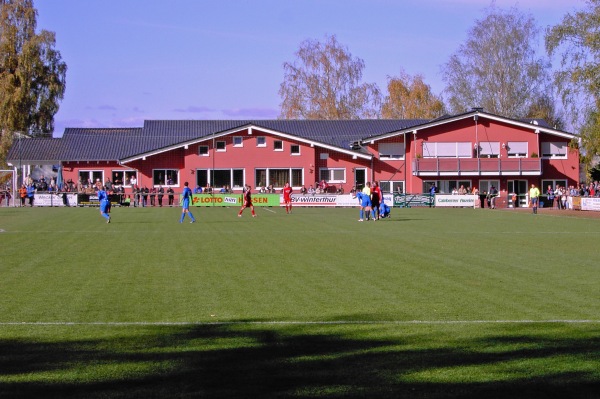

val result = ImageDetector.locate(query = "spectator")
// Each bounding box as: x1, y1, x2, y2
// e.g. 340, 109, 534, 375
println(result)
300, 185, 307, 195
142, 186, 149, 207
546, 185, 555, 209
158, 185, 164, 207
150, 187, 156, 206
194, 185, 203, 194
487, 186, 498, 209
19, 184, 27, 207
26, 182, 35, 206
308, 185, 316, 195
167, 186, 174, 206
458, 185, 467, 195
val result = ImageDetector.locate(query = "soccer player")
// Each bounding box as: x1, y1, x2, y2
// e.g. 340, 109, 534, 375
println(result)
179, 182, 196, 223
97, 184, 111, 223
283, 182, 293, 214
529, 183, 540, 214
354, 190, 372, 221
379, 201, 391, 219
370, 181, 382, 220
238, 184, 256, 217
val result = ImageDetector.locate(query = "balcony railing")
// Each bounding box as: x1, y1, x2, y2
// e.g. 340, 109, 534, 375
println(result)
412, 157, 541, 176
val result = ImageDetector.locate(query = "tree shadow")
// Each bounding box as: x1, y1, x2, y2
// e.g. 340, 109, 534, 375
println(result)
0, 321, 599, 398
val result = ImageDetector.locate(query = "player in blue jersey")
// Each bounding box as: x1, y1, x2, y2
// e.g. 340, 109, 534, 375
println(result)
379, 201, 391, 219
97, 183, 111, 223
354, 190, 372, 221
179, 182, 196, 223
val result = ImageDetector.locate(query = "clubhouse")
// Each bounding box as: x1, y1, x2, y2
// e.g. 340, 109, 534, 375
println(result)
7, 109, 580, 204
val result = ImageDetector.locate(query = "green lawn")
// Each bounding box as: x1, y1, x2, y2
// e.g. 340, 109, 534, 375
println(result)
0, 206, 599, 397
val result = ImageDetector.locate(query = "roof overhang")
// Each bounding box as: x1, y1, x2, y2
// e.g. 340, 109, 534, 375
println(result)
120, 123, 372, 163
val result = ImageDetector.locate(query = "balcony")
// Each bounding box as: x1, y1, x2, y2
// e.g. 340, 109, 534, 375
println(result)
412, 157, 541, 176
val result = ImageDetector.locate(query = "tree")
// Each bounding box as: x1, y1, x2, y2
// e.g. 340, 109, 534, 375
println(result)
525, 94, 564, 130
441, 6, 551, 118
546, 0, 600, 163
0, 0, 66, 167
381, 70, 445, 119
279, 35, 381, 120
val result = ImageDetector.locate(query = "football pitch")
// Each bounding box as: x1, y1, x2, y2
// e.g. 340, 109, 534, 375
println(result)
1, 206, 599, 398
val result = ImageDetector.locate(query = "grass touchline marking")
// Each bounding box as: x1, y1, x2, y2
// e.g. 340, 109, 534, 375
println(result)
1, 320, 599, 326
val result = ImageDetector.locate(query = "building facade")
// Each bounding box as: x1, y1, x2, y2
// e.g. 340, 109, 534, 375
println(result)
7, 110, 579, 201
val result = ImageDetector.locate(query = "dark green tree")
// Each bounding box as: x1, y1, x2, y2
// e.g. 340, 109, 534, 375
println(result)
0, 0, 66, 167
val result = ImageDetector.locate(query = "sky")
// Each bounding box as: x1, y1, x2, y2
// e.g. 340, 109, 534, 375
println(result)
33, 0, 586, 137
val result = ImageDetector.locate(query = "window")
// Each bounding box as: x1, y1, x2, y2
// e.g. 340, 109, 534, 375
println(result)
290, 144, 300, 155
379, 143, 405, 159
256, 137, 266, 147
153, 169, 179, 186
542, 179, 567, 191
479, 180, 500, 194
196, 169, 245, 189
422, 142, 471, 158
274, 140, 283, 151
78, 170, 104, 187
507, 142, 527, 158
198, 146, 209, 156
379, 180, 404, 194
112, 170, 137, 186
255, 168, 303, 188
422, 180, 472, 194
541, 142, 567, 158
216, 141, 226, 152
233, 136, 243, 147
319, 168, 345, 183
479, 142, 500, 158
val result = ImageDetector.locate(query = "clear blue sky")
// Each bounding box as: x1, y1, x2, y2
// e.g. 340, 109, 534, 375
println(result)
34, 0, 585, 137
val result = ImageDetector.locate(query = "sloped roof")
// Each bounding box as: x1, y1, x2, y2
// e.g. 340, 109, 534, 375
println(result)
7, 115, 569, 165
360, 110, 575, 143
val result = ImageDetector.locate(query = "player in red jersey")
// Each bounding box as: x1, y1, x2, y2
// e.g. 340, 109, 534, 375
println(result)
371, 181, 383, 220
238, 184, 256, 217
282, 182, 293, 214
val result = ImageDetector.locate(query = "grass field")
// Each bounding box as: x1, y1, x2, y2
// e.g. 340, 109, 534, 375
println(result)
1, 205, 599, 398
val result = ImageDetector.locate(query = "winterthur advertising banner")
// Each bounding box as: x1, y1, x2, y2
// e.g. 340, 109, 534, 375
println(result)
288, 194, 394, 207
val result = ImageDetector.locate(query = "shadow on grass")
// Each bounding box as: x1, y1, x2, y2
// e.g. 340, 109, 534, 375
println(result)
0, 321, 599, 398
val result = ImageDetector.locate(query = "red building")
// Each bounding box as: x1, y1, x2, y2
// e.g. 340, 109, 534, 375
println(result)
7, 110, 579, 202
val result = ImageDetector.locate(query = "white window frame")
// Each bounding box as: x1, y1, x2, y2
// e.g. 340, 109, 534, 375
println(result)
541, 142, 567, 159
274, 140, 283, 151
507, 142, 528, 158
198, 145, 209, 156
153, 169, 179, 187
379, 142, 405, 160
422, 142, 472, 158
256, 137, 266, 147
111, 170, 137, 187
78, 170, 104, 187
422, 180, 472, 194
233, 136, 243, 147
379, 180, 404, 194
479, 142, 500, 158
290, 144, 300, 155
216, 140, 226, 152
319, 168, 346, 184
